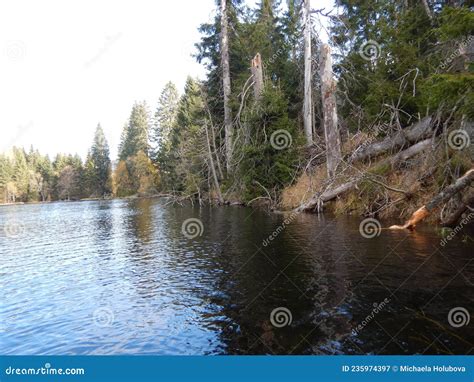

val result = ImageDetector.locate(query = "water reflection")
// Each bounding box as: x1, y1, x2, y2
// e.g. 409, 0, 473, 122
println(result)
0, 199, 472, 355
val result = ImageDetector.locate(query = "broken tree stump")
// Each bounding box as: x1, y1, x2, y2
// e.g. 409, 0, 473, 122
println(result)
389, 168, 474, 230
251, 53, 263, 100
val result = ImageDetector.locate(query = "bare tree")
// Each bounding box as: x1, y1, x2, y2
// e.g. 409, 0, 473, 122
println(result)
303, 0, 313, 146
421, 0, 432, 20
204, 122, 224, 204
221, 0, 233, 173
251, 53, 263, 100
320, 44, 342, 177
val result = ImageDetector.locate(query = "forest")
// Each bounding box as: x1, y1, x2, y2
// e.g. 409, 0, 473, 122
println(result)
1, 0, 473, 228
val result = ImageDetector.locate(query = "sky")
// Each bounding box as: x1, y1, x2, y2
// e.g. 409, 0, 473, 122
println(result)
0, 0, 334, 160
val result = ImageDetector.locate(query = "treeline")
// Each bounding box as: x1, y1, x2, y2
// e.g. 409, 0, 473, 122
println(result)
153, 0, 473, 204
1, 0, 472, 206
0, 125, 111, 203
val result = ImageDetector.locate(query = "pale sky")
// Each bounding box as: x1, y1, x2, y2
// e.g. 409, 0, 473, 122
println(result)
0, 0, 334, 160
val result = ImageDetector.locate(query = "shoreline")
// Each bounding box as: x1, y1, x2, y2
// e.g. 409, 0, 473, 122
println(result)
0, 194, 168, 207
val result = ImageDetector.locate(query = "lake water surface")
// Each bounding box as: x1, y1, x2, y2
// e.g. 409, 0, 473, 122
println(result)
1, 199, 472, 355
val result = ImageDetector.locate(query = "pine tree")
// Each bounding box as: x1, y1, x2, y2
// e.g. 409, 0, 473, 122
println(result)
169, 77, 208, 194
90, 123, 112, 197
0, 154, 13, 203
12, 147, 30, 201
151, 82, 179, 172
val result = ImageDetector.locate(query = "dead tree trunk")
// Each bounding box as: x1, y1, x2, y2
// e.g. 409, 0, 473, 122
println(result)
221, 0, 233, 174
303, 0, 313, 146
421, 0, 432, 20
389, 168, 474, 230
204, 123, 224, 204
350, 116, 433, 163
442, 195, 474, 227
296, 139, 433, 212
320, 44, 342, 177
251, 53, 263, 100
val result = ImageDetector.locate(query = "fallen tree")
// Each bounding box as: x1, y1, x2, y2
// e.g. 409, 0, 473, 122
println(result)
441, 195, 474, 227
296, 139, 433, 212
350, 116, 433, 163
389, 168, 474, 230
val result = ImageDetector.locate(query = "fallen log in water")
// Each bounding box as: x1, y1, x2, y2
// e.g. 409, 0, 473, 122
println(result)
296, 139, 433, 212
441, 195, 474, 227
389, 168, 474, 230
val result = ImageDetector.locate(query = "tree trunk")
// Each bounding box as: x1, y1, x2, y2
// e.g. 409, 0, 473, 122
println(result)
442, 195, 474, 227
389, 168, 474, 230
221, 0, 233, 174
350, 116, 433, 163
303, 0, 313, 146
204, 123, 224, 204
320, 44, 342, 177
421, 0, 432, 20
296, 139, 433, 212
251, 53, 264, 100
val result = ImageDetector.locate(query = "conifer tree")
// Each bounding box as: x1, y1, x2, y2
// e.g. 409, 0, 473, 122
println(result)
151, 82, 179, 189
90, 124, 112, 197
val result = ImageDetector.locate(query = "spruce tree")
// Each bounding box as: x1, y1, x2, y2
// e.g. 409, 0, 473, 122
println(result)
151, 82, 179, 165
90, 124, 112, 197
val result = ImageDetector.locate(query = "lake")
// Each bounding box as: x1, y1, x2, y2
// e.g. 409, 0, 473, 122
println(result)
0, 198, 472, 355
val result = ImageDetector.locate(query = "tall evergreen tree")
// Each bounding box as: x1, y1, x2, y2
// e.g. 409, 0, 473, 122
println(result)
167, 77, 208, 194
151, 82, 179, 160
119, 102, 150, 160
90, 124, 112, 196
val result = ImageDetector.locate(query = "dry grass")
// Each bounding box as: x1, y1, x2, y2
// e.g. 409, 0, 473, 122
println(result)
280, 141, 472, 225
280, 166, 327, 210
